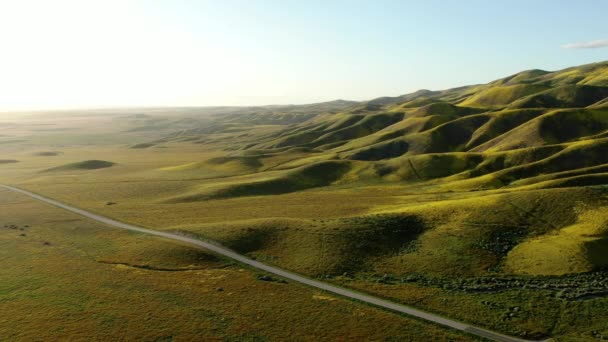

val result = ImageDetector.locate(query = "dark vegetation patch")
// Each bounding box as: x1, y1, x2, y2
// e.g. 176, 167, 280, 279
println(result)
206, 156, 263, 169
224, 227, 278, 254
0, 159, 18, 164
475, 227, 528, 262
43, 160, 116, 172
405, 153, 484, 180
33, 151, 62, 156
324, 214, 427, 274
129, 142, 156, 149
538, 109, 608, 143
256, 274, 288, 283
375, 271, 608, 301
347, 140, 409, 161
2, 223, 29, 231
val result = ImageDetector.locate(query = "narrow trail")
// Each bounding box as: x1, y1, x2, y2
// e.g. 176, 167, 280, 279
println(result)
0, 184, 551, 342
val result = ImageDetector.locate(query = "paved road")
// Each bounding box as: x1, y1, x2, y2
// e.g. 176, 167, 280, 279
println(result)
1, 184, 551, 342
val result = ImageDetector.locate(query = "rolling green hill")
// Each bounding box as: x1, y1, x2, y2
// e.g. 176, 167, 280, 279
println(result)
136, 61, 608, 283
158, 60, 608, 193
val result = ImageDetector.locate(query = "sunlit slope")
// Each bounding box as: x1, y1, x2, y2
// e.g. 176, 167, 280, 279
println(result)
165, 161, 352, 202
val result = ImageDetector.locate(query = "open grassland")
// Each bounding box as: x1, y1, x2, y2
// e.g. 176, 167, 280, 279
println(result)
2, 140, 608, 340
0, 189, 472, 341
1, 61, 608, 341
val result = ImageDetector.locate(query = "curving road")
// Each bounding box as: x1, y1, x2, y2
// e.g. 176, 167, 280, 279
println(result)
0, 184, 551, 342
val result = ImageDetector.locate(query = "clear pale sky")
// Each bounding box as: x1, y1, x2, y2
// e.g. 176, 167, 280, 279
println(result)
0, 0, 606, 111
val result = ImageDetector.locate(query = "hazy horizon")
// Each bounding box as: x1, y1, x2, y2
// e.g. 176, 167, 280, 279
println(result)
0, 0, 606, 112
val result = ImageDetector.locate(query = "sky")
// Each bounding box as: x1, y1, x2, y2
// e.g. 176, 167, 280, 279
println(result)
0, 0, 606, 111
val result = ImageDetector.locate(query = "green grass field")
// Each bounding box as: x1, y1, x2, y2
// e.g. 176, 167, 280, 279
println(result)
0, 188, 472, 341
1, 61, 608, 341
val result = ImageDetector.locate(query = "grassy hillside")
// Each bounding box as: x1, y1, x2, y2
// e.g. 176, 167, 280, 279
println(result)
1, 60, 608, 341
157, 60, 607, 194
